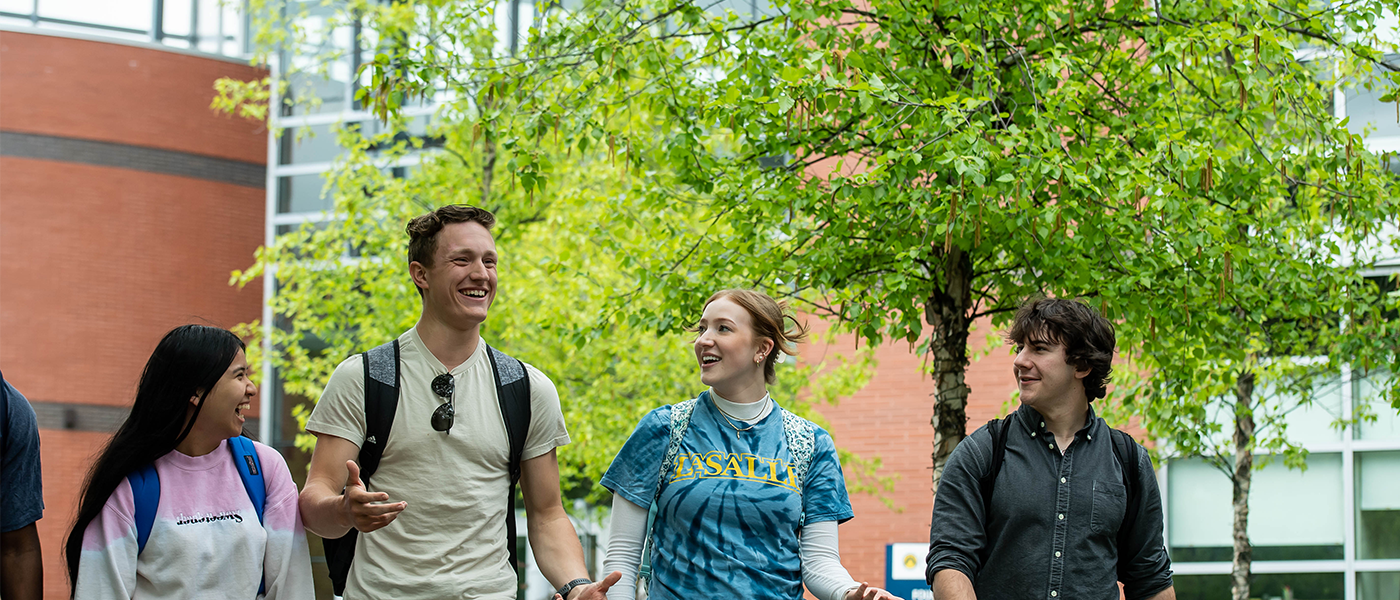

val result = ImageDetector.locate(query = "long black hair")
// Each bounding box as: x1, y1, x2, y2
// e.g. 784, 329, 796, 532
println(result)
65, 324, 246, 593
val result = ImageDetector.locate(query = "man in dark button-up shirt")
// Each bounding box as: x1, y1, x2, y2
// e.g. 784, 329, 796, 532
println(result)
926, 299, 1174, 600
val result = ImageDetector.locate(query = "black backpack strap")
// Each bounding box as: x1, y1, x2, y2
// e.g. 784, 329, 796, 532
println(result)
1109, 428, 1144, 579
485, 344, 532, 572
325, 339, 400, 596
979, 415, 1012, 519
974, 414, 1012, 569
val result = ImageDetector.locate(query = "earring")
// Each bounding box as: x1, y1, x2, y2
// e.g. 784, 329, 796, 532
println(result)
756, 355, 764, 363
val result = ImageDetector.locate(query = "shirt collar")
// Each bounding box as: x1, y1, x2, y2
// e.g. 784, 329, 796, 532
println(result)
1015, 403, 1101, 442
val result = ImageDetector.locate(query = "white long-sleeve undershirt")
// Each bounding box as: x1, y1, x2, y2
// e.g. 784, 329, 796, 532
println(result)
603, 391, 859, 600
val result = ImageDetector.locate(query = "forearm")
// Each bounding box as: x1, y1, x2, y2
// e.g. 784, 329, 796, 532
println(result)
932, 569, 977, 600
601, 496, 648, 600
0, 524, 43, 600
800, 521, 859, 600
527, 506, 591, 590
298, 482, 352, 539
1147, 586, 1176, 600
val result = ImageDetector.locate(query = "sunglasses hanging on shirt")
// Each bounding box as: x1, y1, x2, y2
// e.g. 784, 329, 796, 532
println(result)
431, 373, 455, 434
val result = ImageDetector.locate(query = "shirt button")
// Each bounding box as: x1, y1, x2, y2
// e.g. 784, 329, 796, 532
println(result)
1055, 551, 1062, 558
1060, 477, 1067, 483
1088, 434, 1093, 441
1052, 592, 1059, 597
1031, 432, 1037, 437
1040, 422, 1045, 427
1058, 513, 1065, 520
1048, 443, 1054, 449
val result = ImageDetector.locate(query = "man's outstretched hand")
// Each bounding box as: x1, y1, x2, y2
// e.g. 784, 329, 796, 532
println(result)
845, 582, 905, 600
554, 571, 623, 600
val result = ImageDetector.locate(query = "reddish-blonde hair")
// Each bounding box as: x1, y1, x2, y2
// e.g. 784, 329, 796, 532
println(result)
702, 289, 809, 384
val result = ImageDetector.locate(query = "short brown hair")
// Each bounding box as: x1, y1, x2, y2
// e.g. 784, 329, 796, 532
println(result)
701, 289, 809, 384
1005, 297, 1116, 401
406, 204, 496, 267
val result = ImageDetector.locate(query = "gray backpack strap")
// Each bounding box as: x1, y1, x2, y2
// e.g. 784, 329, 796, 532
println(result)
779, 407, 817, 526
639, 395, 699, 590
659, 398, 698, 484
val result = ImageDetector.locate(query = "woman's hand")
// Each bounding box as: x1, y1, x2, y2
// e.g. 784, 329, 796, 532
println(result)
844, 582, 904, 600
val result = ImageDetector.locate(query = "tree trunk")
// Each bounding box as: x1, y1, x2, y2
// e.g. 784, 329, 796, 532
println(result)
926, 246, 974, 495
1231, 368, 1256, 600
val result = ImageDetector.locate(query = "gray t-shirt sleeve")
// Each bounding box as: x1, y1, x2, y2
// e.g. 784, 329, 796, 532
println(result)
520, 363, 570, 461
305, 355, 370, 447
2, 379, 44, 532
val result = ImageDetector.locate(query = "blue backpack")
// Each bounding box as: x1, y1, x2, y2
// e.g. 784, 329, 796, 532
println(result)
127, 436, 268, 595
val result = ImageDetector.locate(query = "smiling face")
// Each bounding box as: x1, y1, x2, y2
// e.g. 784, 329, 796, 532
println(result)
411, 221, 498, 332
189, 349, 257, 441
694, 296, 774, 398
1012, 336, 1089, 409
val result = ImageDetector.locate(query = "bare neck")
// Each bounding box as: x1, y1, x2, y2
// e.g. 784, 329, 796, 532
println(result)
174, 428, 222, 457
1032, 393, 1090, 449
414, 314, 482, 370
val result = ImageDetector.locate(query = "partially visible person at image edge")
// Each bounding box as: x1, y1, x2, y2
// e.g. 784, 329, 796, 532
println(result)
1, 371, 44, 600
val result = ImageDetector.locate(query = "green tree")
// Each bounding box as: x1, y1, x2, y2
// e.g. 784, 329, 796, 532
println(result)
220, 2, 885, 503
345, 0, 1400, 499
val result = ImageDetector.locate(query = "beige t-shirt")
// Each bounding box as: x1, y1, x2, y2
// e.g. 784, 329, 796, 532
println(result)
306, 327, 570, 600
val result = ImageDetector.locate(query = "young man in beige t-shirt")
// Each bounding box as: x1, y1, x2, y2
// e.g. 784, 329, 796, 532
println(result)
299, 205, 620, 600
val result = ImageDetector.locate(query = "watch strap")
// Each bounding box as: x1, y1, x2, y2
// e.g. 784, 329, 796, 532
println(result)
557, 578, 593, 598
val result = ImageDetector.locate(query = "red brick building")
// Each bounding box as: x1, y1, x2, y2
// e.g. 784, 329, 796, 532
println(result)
806, 318, 1022, 595
0, 29, 266, 599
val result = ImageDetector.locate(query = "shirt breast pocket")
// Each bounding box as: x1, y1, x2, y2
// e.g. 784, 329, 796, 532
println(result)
1090, 480, 1127, 537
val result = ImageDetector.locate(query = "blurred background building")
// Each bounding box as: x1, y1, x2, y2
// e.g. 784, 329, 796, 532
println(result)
1, 2, 266, 596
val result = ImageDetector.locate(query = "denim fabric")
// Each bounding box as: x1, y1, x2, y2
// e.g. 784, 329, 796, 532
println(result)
2, 377, 44, 532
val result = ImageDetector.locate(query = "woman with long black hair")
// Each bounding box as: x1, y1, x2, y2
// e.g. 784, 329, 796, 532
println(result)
65, 325, 312, 599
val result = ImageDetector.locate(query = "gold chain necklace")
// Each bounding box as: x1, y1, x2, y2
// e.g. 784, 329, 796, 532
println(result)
711, 395, 767, 437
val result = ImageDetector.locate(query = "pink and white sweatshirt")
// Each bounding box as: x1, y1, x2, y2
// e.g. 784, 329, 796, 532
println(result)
74, 439, 314, 600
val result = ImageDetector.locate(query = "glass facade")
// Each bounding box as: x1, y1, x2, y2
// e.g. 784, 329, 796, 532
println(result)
1164, 367, 1400, 600
0, 0, 247, 56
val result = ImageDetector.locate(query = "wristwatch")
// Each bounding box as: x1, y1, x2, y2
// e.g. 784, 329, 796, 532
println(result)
557, 578, 593, 598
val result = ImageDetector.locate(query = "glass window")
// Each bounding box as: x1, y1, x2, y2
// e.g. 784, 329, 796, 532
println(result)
279, 124, 345, 165
1357, 451, 1400, 559
283, 66, 350, 116
277, 174, 333, 215
1169, 454, 1343, 561
1174, 573, 1344, 600
1275, 376, 1345, 445
1344, 55, 1400, 140
1355, 371, 1399, 441
38, 0, 152, 32
1358, 572, 1400, 600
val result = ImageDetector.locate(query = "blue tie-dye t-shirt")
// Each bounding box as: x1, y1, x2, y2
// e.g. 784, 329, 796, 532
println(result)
601, 394, 854, 600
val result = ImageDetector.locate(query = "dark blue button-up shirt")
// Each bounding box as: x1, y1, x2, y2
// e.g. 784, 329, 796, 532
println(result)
926, 403, 1173, 600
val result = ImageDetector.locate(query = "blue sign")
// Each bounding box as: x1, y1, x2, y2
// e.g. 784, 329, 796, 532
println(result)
885, 543, 932, 600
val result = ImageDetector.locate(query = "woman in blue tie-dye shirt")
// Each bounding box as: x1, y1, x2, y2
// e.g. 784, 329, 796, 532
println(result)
597, 289, 902, 600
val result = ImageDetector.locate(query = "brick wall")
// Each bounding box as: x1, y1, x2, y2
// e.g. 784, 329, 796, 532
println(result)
808, 316, 1018, 588
0, 31, 266, 600
0, 30, 267, 164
